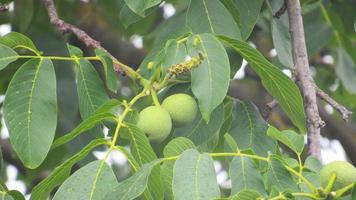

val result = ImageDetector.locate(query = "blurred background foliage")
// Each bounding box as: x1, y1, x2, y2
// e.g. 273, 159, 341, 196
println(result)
0, 0, 355, 196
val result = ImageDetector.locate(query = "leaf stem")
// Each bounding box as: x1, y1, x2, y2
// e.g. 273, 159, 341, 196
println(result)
150, 89, 161, 106
324, 172, 337, 193
284, 165, 317, 191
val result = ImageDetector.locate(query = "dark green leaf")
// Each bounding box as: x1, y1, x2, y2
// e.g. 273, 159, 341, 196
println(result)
172, 149, 220, 200
53, 160, 118, 200
0, 32, 39, 53
186, 0, 241, 39
231, 189, 262, 200
124, 0, 161, 16
95, 49, 119, 93
267, 126, 304, 155
104, 159, 162, 200
122, 123, 163, 200
13, 0, 33, 32
271, 19, 294, 68
219, 36, 306, 133
161, 137, 195, 199
266, 155, 299, 192
31, 139, 109, 200
230, 156, 266, 196
188, 34, 230, 122
221, 0, 263, 40
173, 103, 224, 149
335, 48, 356, 94
0, 43, 18, 71
4, 58, 57, 168
229, 101, 276, 156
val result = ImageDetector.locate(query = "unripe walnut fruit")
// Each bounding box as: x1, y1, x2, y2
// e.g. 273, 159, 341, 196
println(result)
137, 106, 172, 143
162, 93, 198, 127
320, 161, 356, 190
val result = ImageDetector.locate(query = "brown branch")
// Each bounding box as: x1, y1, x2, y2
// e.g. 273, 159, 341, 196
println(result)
315, 85, 353, 122
263, 85, 353, 123
0, 4, 8, 12
42, 0, 127, 75
286, 0, 322, 159
273, 0, 287, 19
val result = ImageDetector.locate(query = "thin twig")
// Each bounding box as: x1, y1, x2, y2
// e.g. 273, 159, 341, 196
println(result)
315, 85, 353, 122
0, 4, 8, 12
273, 0, 287, 18
286, 0, 322, 159
263, 85, 352, 123
42, 0, 127, 75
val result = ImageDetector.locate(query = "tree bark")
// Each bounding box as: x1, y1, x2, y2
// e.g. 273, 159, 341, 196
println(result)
286, 0, 322, 160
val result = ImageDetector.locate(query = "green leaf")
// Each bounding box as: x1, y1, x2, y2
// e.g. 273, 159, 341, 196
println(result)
4, 58, 57, 168
161, 137, 195, 199
31, 139, 108, 200
95, 49, 119, 93
186, 0, 241, 39
271, 19, 294, 68
104, 159, 162, 200
230, 156, 266, 196
122, 123, 163, 200
229, 100, 276, 156
74, 59, 110, 120
173, 103, 224, 149
0, 43, 18, 71
303, 156, 322, 172
231, 189, 262, 200
124, 0, 161, 16
172, 149, 220, 200
266, 155, 299, 192
221, 0, 263, 40
267, 126, 305, 155
335, 48, 356, 94
0, 32, 39, 53
219, 36, 306, 133
13, 0, 33, 32
161, 40, 187, 75
188, 34, 230, 122
53, 160, 118, 200
52, 99, 120, 148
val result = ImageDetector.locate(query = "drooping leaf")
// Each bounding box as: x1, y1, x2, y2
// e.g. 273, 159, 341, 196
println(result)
0, 43, 18, 71
219, 36, 306, 133
161, 137, 195, 199
95, 49, 119, 93
104, 159, 162, 200
228, 100, 276, 156
122, 123, 163, 200
52, 160, 118, 200
173, 103, 224, 150
4, 58, 57, 168
271, 19, 294, 68
188, 34, 230, 122
231, 189, 263, 200
266, 155, 300, 192
0, 32, 39, 53
221, 0, 263, 40
31, 139, 109, 200
230, 156, 266, 196
267, 126, 305, 155
186, 0, 241, 39
172, 149, 220, 200
335, 48, 356, 94
124, 0, 161, 17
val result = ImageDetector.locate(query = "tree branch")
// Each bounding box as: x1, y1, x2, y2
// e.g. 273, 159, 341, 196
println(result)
315, 85, 353, 122
42, 0, 128, 75
286, 0, 322, 159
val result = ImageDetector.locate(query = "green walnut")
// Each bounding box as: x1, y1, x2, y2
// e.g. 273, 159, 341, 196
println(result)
162, 93, 198, 127
320, 161, 356, 190
137, 106, 172, 143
